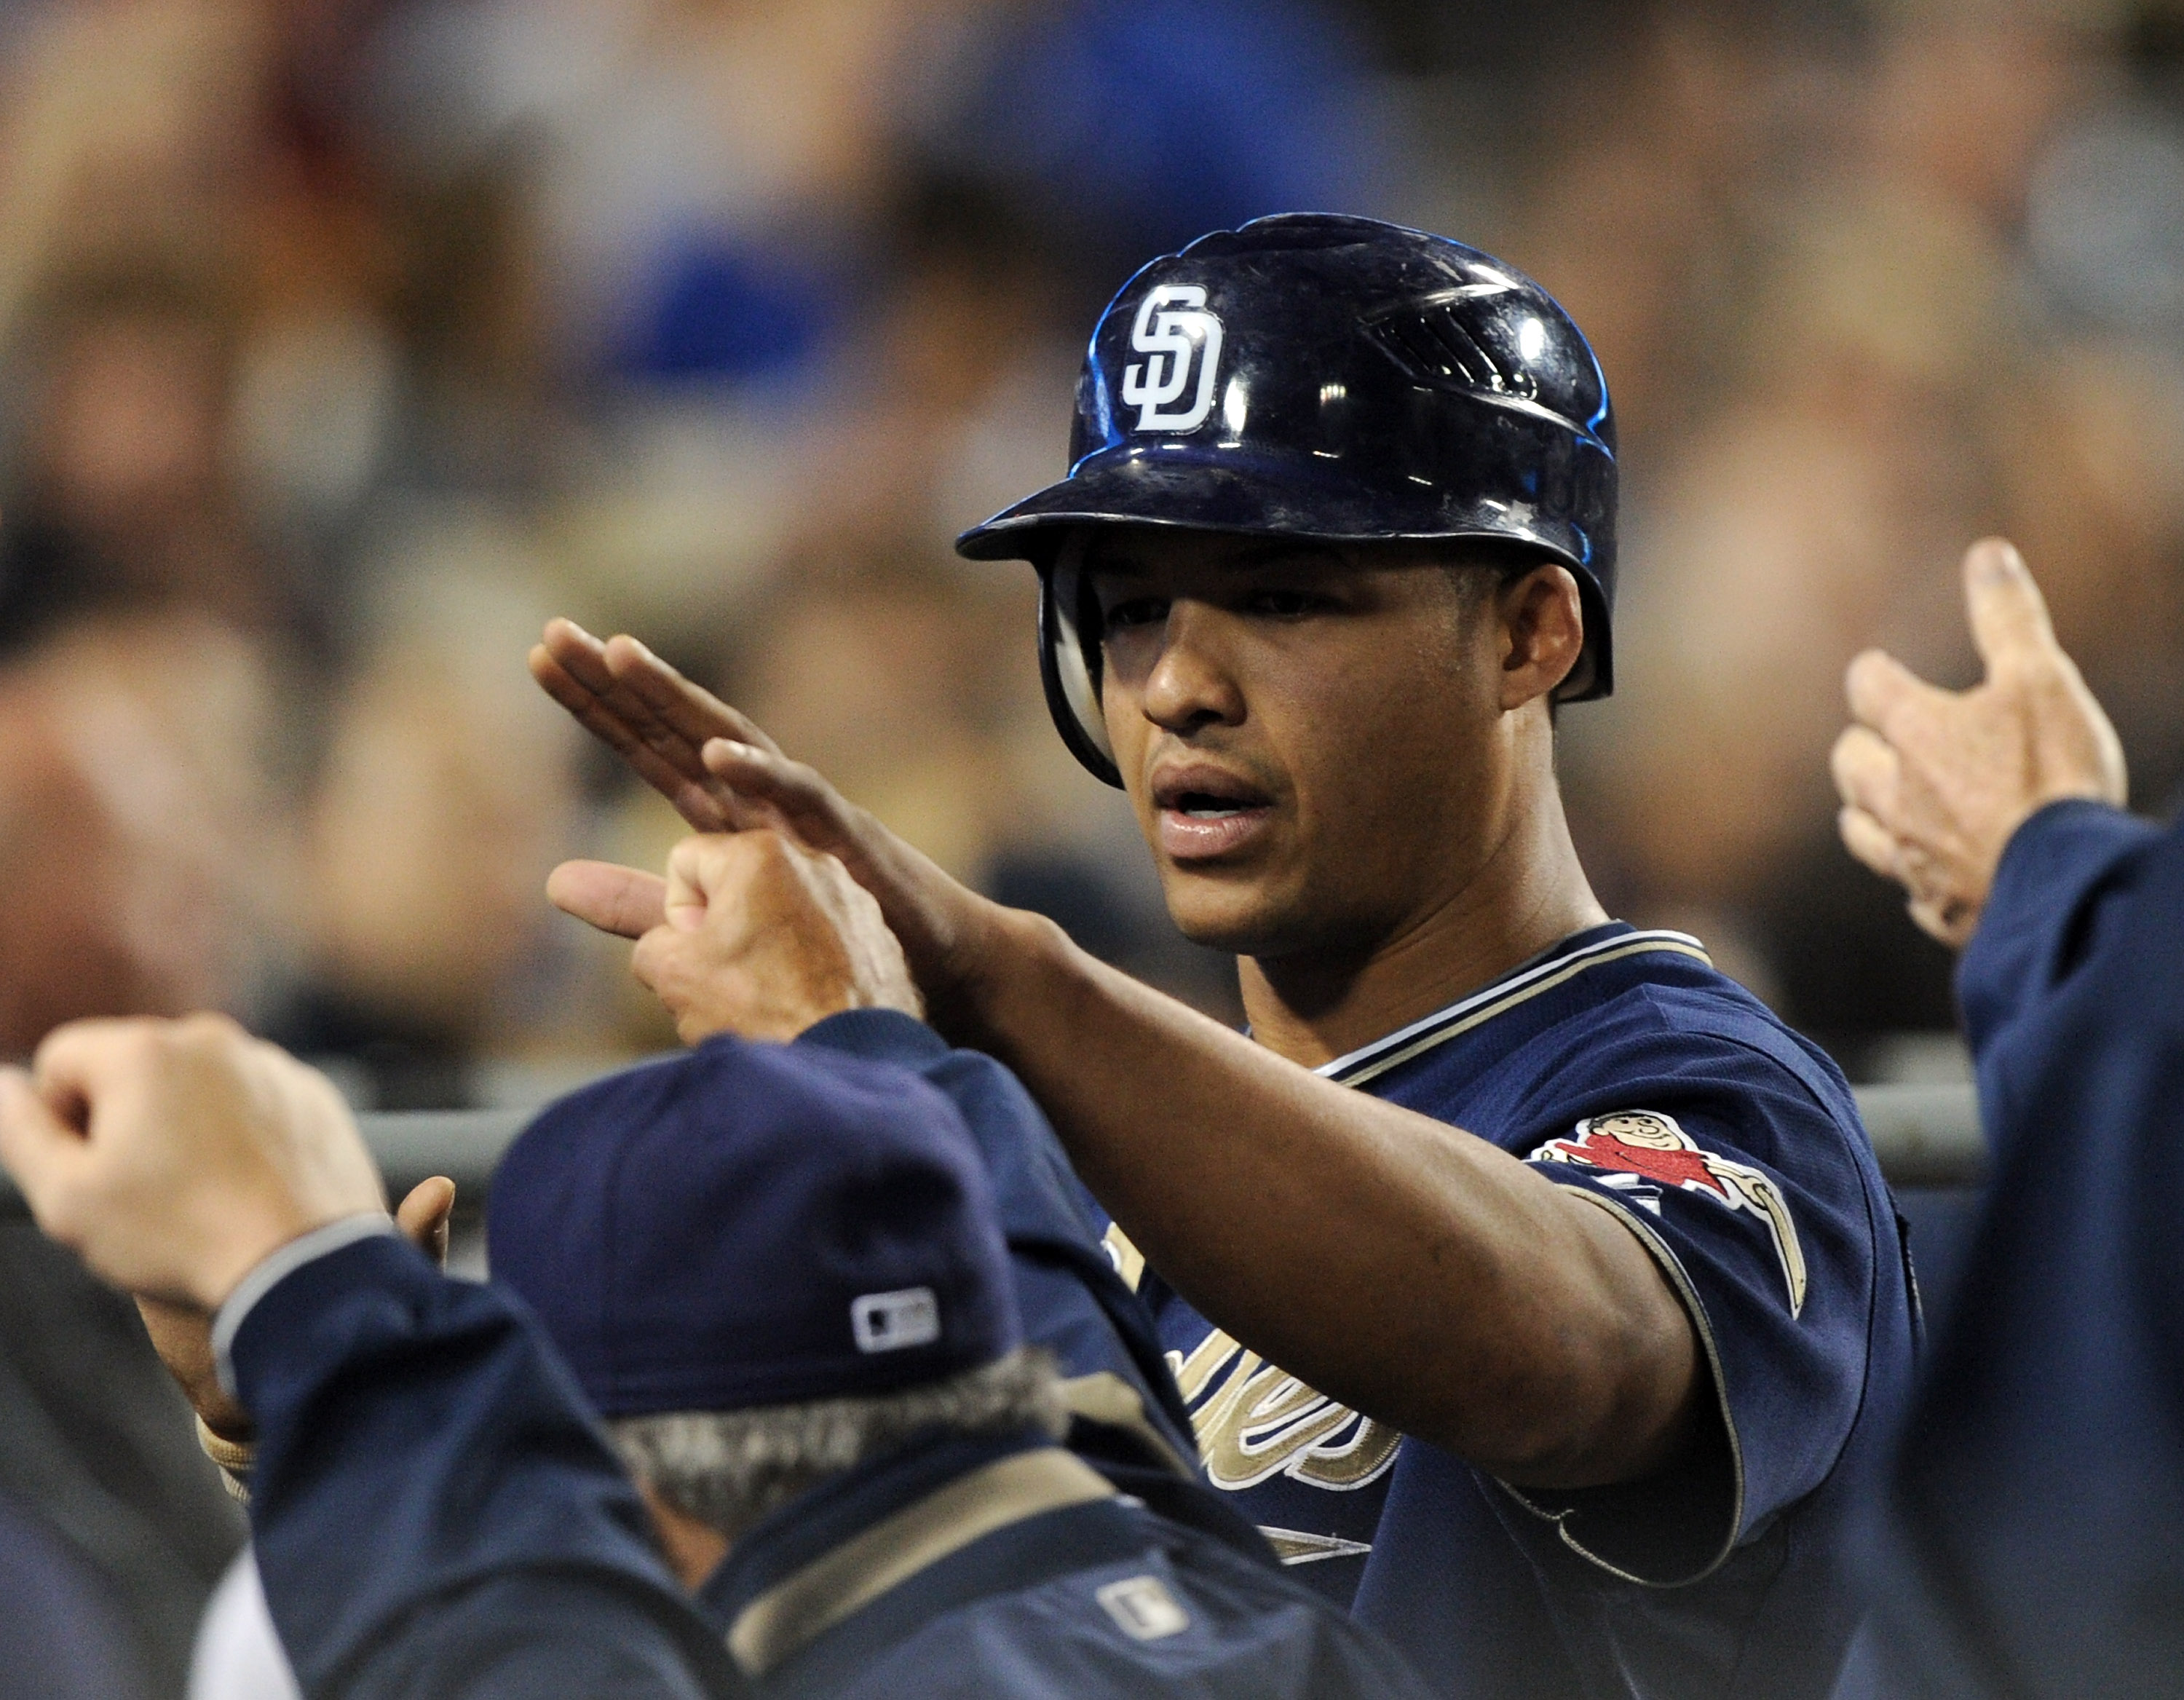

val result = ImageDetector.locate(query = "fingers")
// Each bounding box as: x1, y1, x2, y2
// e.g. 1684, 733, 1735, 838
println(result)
1835, 804, 1902, 882
1962, 537, 2060, 680
28, 1013, 209, 1131
533, 647, 736, 832
700, 740, 847, 841
662, 834, 737, 931
662, 829, 818, 928
396, 1177, 456, 1270
0, 1067, 84, 1227
537, 618, 617, 694
1829, 724, 1901, 825
1843, 649, 1944, 743
547, 861, 669, 938
1906, 890, 1978, 950
536, 623, 748, 831
601, 636, 783, 759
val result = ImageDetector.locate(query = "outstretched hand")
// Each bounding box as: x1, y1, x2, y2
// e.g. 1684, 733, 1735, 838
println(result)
1831, 538, 2127, 946
534, 619, 998, 1023
529, 619, 783, 836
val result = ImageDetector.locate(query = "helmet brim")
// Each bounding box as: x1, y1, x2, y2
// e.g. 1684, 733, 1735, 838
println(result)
955, 446, 1613, 699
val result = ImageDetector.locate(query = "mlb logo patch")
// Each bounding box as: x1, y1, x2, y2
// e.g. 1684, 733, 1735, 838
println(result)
850, 1286, 941, 1353
1096, 1575, 1191, 1642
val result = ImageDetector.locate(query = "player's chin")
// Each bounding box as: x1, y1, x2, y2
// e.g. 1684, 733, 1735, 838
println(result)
1157, 866, 1306, 958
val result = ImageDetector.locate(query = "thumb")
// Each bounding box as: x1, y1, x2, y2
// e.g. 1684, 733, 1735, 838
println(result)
396, 1177, 456, 1270
0, 1067, 83, 1223
1963, 538, 2061, 679
546, 861, 668, 940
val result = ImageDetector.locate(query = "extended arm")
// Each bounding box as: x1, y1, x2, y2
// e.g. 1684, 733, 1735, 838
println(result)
535, 628, 1698, 1490
230, 1234, 736, 1700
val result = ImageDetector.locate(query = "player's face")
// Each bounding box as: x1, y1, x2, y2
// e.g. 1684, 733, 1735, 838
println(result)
1086, 529, 1524, 960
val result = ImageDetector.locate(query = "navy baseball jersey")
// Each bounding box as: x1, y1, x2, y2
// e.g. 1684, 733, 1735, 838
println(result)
1104, 922, 1918, 1699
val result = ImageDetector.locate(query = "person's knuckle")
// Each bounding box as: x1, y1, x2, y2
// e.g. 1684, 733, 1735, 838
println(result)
124, 1021, 183, 1071
741, 829, 795, 875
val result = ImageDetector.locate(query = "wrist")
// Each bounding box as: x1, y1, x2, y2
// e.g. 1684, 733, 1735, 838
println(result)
210, 1212, 397, 1397
932, 900, 1073, 1047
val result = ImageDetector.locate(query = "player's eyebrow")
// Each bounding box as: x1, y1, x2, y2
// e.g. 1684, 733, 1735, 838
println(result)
1218, 540, 1348, 574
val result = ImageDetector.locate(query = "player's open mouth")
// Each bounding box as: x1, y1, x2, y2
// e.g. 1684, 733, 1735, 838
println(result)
1152, 767, 1275, 861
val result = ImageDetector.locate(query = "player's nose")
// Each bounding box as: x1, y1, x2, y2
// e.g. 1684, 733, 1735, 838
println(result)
1141, 601, 1247, 735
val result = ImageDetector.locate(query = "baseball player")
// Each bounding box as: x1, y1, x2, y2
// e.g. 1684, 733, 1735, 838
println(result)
536, 214, 1918, 1699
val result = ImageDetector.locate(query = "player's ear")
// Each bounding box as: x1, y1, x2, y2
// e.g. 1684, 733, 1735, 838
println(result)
1495, 563, 1584, 712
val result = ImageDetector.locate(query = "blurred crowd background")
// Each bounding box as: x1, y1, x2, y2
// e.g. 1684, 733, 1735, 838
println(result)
2, 0, 2183, 1115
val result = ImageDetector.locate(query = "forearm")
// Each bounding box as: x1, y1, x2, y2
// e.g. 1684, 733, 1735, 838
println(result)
945, 907, 1697, 1485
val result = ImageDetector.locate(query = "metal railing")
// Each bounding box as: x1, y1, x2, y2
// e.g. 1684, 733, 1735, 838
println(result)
0, 1082, 1988, 1219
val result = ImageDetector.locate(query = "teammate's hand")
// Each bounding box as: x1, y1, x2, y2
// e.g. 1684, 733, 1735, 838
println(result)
617, 829, 922, 1045
134, 1176, 455, 1442
0, 1015, 386, 1312
534, 619, 1002, 1025
1831, 538, 2126, 946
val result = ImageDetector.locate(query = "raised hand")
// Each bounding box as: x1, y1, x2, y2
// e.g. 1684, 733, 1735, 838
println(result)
628, 829, 923, 1045
1831, 538, 2127, 946
528, 619, 781, 834
0, 1015, 386, 1310
534, 619, 1000, 1024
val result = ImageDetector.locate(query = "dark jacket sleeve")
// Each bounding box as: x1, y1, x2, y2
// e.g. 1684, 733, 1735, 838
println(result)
796, 1010, 1196, 1468
791, 1013, 1286, 1567
229, 1235, 741, 1700
1870, 803, 2184, 1696
1957, 800, 2167, 1074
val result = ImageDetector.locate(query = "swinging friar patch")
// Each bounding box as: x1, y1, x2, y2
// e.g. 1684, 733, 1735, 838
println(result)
1530, 1110, 1808, 1319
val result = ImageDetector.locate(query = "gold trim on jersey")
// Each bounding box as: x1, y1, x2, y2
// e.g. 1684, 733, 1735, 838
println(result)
1107, 1222, 1401, 1501
1096, 930, 1714, 1543
1173, 1324, 1403, 1493
1318, 930, 1712, 1089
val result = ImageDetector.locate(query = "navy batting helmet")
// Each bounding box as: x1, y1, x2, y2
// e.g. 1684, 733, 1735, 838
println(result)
955, 213, 1618, 788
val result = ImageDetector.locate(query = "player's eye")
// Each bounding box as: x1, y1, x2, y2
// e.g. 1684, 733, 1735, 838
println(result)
1245, 588, 1329, 618
1102, 596, 1170, 630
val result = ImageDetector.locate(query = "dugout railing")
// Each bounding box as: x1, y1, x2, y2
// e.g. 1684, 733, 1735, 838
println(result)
0, 1083, 1986, 1214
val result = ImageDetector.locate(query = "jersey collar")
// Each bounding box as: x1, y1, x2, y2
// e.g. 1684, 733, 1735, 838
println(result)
699, 1428, 1117, 1678
1315, 923, 1711, 1090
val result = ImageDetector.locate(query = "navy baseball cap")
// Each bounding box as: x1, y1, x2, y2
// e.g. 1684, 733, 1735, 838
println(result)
486, 1035, 1022, 1416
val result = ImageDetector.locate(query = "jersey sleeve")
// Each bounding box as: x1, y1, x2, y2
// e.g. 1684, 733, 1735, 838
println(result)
1494, 986, 1892, 1586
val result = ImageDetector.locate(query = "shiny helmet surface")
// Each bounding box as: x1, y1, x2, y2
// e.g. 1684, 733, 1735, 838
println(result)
956, 212, 1618, 787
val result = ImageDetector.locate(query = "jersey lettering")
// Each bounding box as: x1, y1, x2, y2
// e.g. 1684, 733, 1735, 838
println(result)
1169, 1327, 1403, 1493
